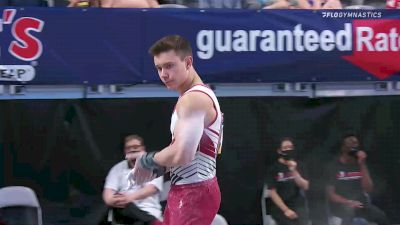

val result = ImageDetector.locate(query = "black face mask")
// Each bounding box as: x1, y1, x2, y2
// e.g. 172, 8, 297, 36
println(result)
278, 150, 295, 160
348, 147, 359, 158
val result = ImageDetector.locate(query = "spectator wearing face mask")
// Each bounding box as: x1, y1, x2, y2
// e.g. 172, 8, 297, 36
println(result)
326, 134, 389, 225
265, 137, 310, 225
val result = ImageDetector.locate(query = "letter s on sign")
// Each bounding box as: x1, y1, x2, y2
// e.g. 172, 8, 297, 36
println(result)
9, 17, 44, 61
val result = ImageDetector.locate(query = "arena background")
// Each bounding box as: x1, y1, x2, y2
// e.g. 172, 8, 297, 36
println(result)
1, 96, 399, 224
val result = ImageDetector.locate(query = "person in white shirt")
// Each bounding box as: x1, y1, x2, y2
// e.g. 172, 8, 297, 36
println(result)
102, 134, 163, 225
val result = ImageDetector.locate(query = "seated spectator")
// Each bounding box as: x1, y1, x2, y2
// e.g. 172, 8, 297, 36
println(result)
266, 137, 309, 225
326, 134, 389, 225
101, 134, 163, 225
68, 0, 159, 8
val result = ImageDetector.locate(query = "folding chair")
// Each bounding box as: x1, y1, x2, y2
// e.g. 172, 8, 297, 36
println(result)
0, 186, 43, 225
211, 214, 229, 225
327, 193, 377, 225
261, 184, 277, 225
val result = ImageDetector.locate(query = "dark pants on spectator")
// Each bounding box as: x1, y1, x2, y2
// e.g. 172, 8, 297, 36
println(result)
271, 201, 309, 225
99, 203, 158, 225
331, 203, 389, 225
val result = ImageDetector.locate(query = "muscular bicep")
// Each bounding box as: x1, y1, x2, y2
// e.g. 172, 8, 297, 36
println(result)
153, 92, 213, 167
172, 109, 205, 159
172, 93, 210, 159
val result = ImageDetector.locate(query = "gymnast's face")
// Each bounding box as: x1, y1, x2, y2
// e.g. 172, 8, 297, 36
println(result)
154, 50, 191, 91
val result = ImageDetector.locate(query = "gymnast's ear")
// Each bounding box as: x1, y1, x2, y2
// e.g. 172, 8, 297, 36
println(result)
185, 56, 193, 70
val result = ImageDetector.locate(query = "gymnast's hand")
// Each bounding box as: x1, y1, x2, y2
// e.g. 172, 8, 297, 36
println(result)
126, 152, 154, 185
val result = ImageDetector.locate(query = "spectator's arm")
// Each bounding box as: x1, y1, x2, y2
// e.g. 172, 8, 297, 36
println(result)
291, 169, 309, 190
103, 188, 118, 206
357, 151, 373, 193
103, 162, 123, 207
287, 161, 309, 190
327, 185, 350, 205
126, 184, 159, 201
269, 188, 291, 213
360, 163, 373, 193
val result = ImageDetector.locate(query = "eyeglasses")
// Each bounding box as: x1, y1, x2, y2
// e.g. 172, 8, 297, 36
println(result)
124, 144, 143, 150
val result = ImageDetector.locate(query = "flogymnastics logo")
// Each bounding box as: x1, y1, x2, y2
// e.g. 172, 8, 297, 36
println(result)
196, 19, 400, 79
0, 9, 45, 82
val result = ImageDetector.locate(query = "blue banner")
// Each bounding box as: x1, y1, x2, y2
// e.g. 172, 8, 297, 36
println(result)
0, 8, 399, 85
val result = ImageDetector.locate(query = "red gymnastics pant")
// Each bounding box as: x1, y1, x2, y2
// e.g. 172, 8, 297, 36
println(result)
163, 177, 221, 225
